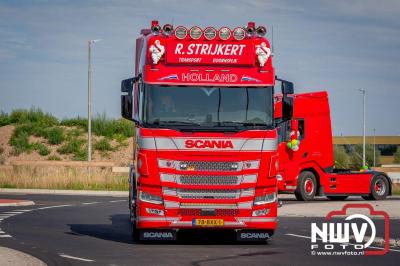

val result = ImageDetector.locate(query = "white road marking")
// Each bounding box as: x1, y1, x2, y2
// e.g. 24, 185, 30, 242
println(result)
59, 254, 95, 262
37, 204, 72, 210
0, 230, 5, 233
0, 234, 12, 238
82, 202, 100, 205
17, 209, 32, 212
286, 233, 400, 253
109, 200, 126, 203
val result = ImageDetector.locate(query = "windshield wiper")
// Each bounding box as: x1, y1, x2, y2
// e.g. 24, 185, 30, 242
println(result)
152, 120, 201, 126
219, 121, 267, 127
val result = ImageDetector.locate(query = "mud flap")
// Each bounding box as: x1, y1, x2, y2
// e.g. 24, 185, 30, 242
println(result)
139, 229, 177, 241
236, 230, 272, 242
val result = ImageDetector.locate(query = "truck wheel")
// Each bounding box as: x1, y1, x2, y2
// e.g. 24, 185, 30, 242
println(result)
295, 171, 317, 201
327, 196, 348, 201
131, 222, 140, 240
130, 207, 140, 240
363, 175, 389, 200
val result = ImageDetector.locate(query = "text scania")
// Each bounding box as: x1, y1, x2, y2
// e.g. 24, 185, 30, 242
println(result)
185, 140, 234, 149
174, 43, 247, 56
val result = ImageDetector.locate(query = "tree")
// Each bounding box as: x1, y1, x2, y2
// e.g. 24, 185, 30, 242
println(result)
333, 145, 350, 169
394, 147, 400, 164
349, 144, 381, 169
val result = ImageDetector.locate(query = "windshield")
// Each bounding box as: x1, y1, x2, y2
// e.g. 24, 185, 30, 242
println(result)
143, 85, 274, 131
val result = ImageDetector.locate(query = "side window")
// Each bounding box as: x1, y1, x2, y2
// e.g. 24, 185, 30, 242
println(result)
298, 119, 305, 140
279, 119, 305, 142
277, 121, 286, 143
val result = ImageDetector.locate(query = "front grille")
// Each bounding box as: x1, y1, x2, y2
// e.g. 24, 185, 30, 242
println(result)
177, 189, 240, 199
178, 175, 239, 185
179, 161, 239, 171
179, 209, 239, 217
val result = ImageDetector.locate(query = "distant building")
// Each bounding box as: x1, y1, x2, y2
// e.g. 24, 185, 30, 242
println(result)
333, 136, 400, 164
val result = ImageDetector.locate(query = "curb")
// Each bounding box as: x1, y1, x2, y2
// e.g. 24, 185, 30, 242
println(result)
0, 188, 128, 197
0, 246, 46, 266
0, 199, 35, 207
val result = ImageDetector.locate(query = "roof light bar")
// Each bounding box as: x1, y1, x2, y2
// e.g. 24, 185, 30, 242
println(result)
162, 24, 173, 36
204, 27, 217, 40
256, 26, 267, 37
151, 20, 161, 34
189, 26, 202, 40
233, 27, 245, 40
246, 21, 256, 36
174, 26, 187, 39
219, 27, 231, 40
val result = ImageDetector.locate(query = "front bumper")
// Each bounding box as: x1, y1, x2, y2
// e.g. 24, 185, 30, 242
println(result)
136, 200, 277, 230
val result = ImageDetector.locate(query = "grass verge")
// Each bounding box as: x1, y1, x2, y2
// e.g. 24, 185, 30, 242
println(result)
0, 165, 128, 191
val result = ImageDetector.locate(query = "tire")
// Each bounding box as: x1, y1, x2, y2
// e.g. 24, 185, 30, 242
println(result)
131, 221, 140, 240
327, 196, 349, 201
294, 171, 317, 201
363, 175, 390, 201
130, 205, 140, 240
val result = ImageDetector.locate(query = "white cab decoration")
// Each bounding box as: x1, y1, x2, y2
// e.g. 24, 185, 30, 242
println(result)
255, 42, 271, 67
149, 40, 165, 64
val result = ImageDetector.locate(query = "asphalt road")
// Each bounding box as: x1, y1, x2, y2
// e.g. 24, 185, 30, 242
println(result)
0, 194, 399, 266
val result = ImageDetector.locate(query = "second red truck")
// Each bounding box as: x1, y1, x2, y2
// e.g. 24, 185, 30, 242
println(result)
274, 91, 392, 201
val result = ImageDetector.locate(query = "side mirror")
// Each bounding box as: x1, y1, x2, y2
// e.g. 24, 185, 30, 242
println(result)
282, 95, 293, 121
281, 80, 294, 95
121, 78, 135, 121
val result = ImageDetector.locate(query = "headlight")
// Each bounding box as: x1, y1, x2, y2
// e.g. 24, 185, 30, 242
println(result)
158, 159, 175, 169
252, 208, 270, 217
139, 191, 163, 205
254, 192, 276, 205
243, 160, 260, 170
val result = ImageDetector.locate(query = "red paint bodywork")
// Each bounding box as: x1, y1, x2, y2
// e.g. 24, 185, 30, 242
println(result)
275, 91, 376, 196
130, 24, 278, 233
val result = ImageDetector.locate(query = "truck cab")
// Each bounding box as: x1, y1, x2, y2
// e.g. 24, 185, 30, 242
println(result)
121, 21, 286, 241
275, 91, 391, 201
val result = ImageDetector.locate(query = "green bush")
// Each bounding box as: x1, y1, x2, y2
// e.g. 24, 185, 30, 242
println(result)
67, 128, 82, 139
58, 138, 84, 154
94, 138, 114, 152
9, 108, 58, 126
333, 145, 350, 169
72, 147, 88, 161
0, 111, 10, 126
9, 131, 31, 155
92, 113, 133, 138
394, 148, 400, 164
60, 117, 87, 128
32, 142, 50, 156
48, 155, 61, 161
114, 133, 128, 147
349, 144, 381, 169
44, 127, 65, 145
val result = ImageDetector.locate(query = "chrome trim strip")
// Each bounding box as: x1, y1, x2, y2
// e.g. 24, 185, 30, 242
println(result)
179, 204, 237, 209
137, 136, 277, 151
236, 217, 277, 222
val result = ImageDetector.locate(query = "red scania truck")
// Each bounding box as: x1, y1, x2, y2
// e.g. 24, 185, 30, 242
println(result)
121, 21, 291, 241
274, 91, 392, 201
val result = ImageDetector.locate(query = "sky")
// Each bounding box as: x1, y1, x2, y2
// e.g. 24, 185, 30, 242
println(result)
0, 0, 399, 136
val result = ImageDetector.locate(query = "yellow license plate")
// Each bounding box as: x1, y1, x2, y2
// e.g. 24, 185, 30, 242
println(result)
193, 219, 224, 227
